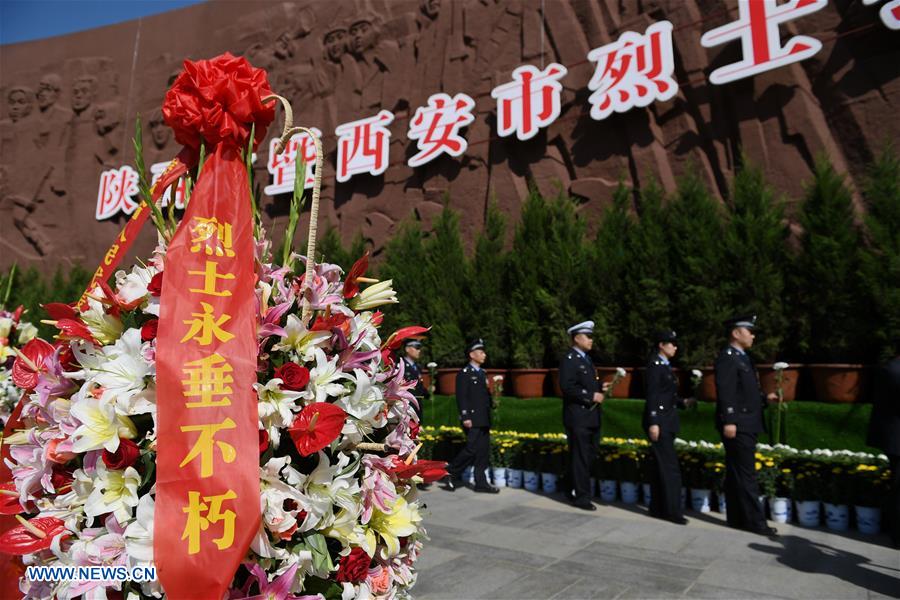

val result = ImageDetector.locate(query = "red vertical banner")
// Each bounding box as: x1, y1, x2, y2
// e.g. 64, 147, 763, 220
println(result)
154, 145, 259, 599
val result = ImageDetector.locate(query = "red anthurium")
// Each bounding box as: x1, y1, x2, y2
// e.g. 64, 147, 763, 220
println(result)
55, 318, 96, 344
390, 460, 448, 483
11, 338, 55, 389
0, 516, 69, 555
383, 326, 431, 351
0, 483, 24, 516
288, 403, 347, 457
42, 303, 78, 321
310, 313, 350, 333
11, 305, 24, 323
342, 252, 370, 299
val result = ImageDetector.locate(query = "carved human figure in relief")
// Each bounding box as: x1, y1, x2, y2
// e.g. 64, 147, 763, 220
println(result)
93, 101, 122, 168
348, 14, 404, 112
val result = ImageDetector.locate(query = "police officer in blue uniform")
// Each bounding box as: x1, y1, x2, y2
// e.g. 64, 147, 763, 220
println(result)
442, 338, 499, 493
400, 339, 428, 421
715, 315, 778, 536
644, 330, 691, 524
560, 321, 606, 510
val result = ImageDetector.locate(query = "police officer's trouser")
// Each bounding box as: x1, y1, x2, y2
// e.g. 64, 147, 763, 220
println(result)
722, 431, 766, 530
649, 430, 683, 519
448, 425, 490, 488
566, 426, 599, 504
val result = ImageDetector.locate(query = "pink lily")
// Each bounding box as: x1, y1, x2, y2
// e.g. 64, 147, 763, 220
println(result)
236, 562, 320, 600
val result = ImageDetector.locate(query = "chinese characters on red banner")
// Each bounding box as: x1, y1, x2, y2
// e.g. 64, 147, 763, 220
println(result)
96, 4, 896, 212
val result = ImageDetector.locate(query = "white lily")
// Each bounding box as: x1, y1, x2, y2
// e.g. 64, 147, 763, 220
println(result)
72, 328, 153, 415
124, 493, 154, 564
255, 379, 306, 448
80, 294, 124, 345
272, 314, 331, 362
114, 265, 156, 306
615, 367, 627, 378
0, 317, 12, 338
335, 368, 385, 426
308, 347, 348, 404
350, 280, 398, 311
16, 322, 38, 344
82, 461, 140, 524
70, 396, 137, 453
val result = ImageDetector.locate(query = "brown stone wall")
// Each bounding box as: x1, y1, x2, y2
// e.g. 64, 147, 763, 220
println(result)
0, 0, 897, 272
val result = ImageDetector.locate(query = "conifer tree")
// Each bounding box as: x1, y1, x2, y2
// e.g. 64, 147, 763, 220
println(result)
665, 170, 728, 366
466, 201, 510, 367
721, 161, 790, 362
587, 183, 632, 364
794, 158, 867, 362
860, 147, 900, 360
620, 180, 672, 363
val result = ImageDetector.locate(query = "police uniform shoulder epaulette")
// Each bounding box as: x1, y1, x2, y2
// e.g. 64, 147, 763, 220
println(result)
725, 348, 737, 356
462, 365, 472, 373
652, 358, 664, 366
566, 352, 575, 359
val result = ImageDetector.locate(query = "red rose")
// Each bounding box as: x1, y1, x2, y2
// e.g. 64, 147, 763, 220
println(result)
274, 363, 310, 391
336, 547, 370, 583
102, 439, 141, 470
147, 273, 163, 297
163, 53, 275, 152
140, 319, 159, 342
259, 429, 269, 454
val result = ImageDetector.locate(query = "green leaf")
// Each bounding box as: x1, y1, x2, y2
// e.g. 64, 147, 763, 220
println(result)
305, 532, 334, 574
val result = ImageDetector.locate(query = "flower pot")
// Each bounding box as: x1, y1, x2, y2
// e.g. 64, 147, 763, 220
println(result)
796, 500, 821, 527
757, 365, 801, 402
549, 369, 562, 397
824, 503, 849, 531
506, 468, 523, 488
642, 483, 652, 507
855, 506, 881, 535
599, 479, 617, 502
620, 481, 639, 504
436, 369, 458, 395
808, 364, 867, 403
716, 492, 726, 514
769, 497, 791, 524
596, 367, 633, 398
523, 470, 540, 492
690, 489, 712, 513
492, 467, 507, 487
541, 472, 558, 494
509, 369, 549, 398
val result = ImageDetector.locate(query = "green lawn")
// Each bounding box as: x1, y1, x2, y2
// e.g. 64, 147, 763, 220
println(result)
420, 395, 879, 453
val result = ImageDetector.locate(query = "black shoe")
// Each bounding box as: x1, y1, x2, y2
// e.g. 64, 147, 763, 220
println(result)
667, 516, 689, 525
440, 476, 456, 492
748, 525, 778, 537
473, 485, 500, 494
573, 501, 597, 511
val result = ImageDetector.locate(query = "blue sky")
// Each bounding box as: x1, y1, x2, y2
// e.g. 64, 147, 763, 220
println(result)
0, 0, 205, 45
